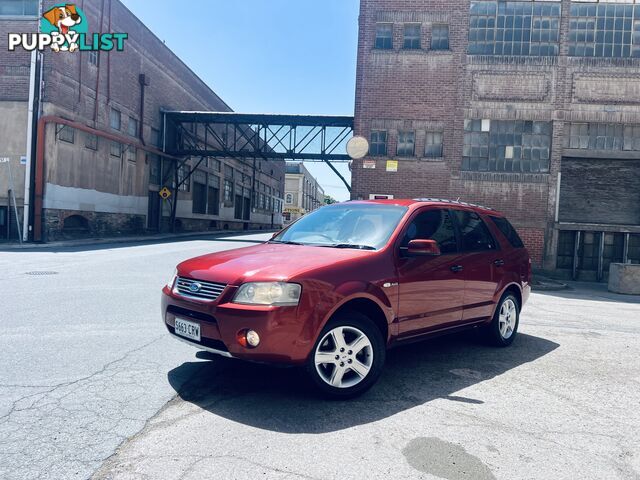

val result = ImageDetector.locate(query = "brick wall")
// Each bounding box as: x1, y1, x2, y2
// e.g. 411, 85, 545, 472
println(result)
354, 0, 640, 271
1, 1, 285, 241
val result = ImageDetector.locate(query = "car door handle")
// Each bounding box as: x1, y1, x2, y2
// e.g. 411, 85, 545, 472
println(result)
494, 259, 505, 267
450, 265, 464, 273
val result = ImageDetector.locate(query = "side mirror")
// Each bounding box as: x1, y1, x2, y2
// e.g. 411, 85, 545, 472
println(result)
407, 239, 441, 257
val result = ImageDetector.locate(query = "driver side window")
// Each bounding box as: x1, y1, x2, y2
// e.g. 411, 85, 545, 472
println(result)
402, 209, 458, 255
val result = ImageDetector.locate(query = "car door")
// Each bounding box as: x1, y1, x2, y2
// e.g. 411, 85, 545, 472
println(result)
396, 208, 466, 337
451, 209, 502, 322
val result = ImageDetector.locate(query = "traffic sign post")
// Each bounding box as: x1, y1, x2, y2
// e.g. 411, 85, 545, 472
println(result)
0, 157, 23, 244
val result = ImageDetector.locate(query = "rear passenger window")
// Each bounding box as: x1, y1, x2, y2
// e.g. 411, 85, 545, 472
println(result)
490, 216, 525, 249
453, 210, 497, 252
402, 209, 458, 254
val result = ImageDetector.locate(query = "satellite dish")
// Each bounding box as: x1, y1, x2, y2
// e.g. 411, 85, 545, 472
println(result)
346, 136, 369, 160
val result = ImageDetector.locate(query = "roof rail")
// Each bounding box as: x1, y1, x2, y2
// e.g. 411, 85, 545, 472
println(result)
413, 198, 496, 211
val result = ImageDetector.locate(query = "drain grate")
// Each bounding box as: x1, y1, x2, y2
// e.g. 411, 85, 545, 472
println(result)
25, 271, 59, 276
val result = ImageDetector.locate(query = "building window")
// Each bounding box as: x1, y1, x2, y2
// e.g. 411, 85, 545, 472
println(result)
463, 119, 552, 173
126, 146, 136, 164
85, 133, 98, 150
370, 130, 387, 156
431, 24, 450, 50
110, 108, 121, 130
208, 177, 220, 216
224, 179, 234, 203
397, 131, 415, 157
285, 193, 293, 204
565, 123, 640, 151
110, 141, 122, 158
0, 0, 38, 16
150, 128, 161, 148
88, 50, 98, 66
468, 1, 561, 56
629, 234, 640, 264
57, 126, 75, 144
192, 171, 208, 215
375, 23, 393, 49
149, 154, 161, 185
424, 132, 444, 158
556, 231, 577, 269
569, 3, 640, 58
209, 158, 221, 172
128, 117, 138, 137
404, 24, 421, 49
177, 164, 189, 192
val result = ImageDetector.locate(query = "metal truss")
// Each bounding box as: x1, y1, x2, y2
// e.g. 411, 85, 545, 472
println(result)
163, 111, 354, 191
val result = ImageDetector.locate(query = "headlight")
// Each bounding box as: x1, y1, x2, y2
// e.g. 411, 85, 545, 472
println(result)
167, 268, 177, 288
233, 282, 301, 306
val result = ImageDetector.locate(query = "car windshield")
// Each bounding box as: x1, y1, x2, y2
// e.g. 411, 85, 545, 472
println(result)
271, 204, 408, 250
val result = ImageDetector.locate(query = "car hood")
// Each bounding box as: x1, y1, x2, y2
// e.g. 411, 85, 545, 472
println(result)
177, 243, 373, 285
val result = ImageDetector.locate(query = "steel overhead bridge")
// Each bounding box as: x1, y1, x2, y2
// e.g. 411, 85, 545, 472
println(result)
162, 111, 355, 191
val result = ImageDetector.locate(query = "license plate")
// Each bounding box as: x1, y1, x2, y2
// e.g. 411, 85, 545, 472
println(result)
174, 318, 201, 342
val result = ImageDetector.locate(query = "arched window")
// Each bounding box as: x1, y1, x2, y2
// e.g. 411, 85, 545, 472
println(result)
285, 193, 293, 204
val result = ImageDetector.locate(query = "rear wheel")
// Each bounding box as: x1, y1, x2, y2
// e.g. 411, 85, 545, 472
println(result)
306, 312, 385, 399
485, 293, 520, 347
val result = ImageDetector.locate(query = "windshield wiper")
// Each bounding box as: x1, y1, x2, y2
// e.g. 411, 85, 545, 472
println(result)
325, 243, 376, 251
268, 240, 303, 246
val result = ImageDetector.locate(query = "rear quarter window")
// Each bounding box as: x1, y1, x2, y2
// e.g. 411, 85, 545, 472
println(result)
490, 216, 525, 249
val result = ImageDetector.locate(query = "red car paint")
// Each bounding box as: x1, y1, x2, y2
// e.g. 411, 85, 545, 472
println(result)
162, 199, 531, 364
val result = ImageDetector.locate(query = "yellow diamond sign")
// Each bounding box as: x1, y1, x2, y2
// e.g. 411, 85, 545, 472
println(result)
159, 187, 172, 200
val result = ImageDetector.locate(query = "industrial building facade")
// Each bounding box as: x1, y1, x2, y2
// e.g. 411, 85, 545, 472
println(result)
284, 162, 325, 224
354, 0, 640, 281
0, 0, 284, 243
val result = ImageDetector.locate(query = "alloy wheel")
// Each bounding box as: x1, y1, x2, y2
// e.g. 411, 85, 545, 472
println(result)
314, 326, 374, 389
499, 298, 517, 339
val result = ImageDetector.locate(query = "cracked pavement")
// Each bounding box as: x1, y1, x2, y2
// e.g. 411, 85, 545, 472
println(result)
0, 234, 269, 480
2, 234, 640, 479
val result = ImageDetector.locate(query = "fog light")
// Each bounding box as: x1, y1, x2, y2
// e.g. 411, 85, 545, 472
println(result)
237, 329, 260, 348
246, 330, 260, 347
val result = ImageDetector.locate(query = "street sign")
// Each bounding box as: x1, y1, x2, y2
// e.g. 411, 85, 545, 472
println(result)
0, 157, 10, 163
159, 187, 172, 200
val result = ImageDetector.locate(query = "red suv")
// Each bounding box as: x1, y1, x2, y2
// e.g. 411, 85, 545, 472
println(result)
162, 199, 531, 397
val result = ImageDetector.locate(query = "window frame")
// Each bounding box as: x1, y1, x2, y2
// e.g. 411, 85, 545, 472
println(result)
431, 24, 450, 51
375, 23, 394, 50
424, 131, 444, 158
0, 0, 38, 17
403, 23, 422, 50
110, 108, 121, 131
370, 130, 388, 156
397, 130, 416, 157
57, 125, 75, 144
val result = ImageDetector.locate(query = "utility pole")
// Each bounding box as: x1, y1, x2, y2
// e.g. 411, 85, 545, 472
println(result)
1, 158, 23, 244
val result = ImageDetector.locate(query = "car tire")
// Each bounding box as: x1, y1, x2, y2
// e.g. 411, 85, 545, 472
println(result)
305, 311, 386, 399
485, 293, 520, 347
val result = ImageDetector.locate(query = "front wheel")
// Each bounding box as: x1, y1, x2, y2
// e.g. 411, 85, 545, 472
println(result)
484, 293, 520, 347
306, 312, 385, 399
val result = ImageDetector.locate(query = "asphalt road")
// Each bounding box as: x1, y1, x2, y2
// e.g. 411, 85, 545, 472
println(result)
1, 234, 640, 480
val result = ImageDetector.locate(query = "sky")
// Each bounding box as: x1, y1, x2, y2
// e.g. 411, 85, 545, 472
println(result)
122, 0, 360, 201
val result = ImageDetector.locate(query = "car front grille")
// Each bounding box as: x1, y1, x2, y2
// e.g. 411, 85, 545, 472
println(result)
174, 276, 227, 301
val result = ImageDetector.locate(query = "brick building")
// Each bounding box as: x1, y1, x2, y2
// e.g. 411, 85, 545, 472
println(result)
353, 0, 640, 281
0, 0, 284, 242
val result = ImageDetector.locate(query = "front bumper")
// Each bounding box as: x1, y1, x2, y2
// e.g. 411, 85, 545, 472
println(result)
162, 286, 314, 365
